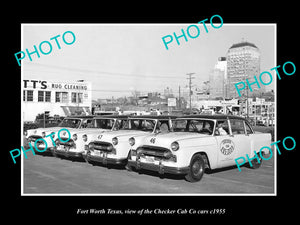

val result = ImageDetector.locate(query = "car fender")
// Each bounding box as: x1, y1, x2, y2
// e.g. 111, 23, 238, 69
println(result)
175, 137, 218, 168
248, 133, 272, 158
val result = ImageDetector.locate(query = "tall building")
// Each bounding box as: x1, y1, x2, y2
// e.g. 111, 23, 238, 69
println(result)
226, 41, 262, 98
209, 57, 227, 99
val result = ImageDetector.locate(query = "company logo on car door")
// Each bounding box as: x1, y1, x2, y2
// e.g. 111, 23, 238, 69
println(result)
220, 139, 235, 155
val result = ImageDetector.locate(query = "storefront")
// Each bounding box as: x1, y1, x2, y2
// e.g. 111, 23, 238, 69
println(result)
22, 79, 92, 122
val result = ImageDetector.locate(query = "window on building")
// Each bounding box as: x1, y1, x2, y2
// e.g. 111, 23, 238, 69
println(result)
71, 92, 77, 103
24, 90, 33, 102
27, 90, 33, 101
78, 93, 83, 103
57, 92, 69, 103
55, 92, 61, 102
38, 91, 51, 102
38, 91, 44, 102
62, 92, 68, 103
71, 92, 83, 103
45, 91, 51, 102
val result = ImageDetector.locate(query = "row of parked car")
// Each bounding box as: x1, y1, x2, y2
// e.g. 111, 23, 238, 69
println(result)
24, 114, 271, 182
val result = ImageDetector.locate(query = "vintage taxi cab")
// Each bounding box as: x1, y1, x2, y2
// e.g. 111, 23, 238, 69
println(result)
84, 116, 176, 166
25, 116, 94, 154
53, 115, 128, 159
127, 115, 271, 182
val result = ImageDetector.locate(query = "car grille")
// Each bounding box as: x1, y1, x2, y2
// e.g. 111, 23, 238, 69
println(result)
56, 138, 75, 147
28, 135, 43, 142
92, 141, 114, 152
137, 145, 173, 159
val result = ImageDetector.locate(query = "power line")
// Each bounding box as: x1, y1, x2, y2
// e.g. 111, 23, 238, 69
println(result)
91, 89, 132, 93
26, 63, 187, 79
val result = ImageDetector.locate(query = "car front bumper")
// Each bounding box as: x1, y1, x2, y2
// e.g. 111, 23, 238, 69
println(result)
127, 160, 189, 175
29, 141, 54, 153
54, 147, 83, 158
85, 153, 127, 165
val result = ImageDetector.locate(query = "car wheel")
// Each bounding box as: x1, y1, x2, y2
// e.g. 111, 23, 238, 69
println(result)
185, 154, 205, 182
83, 155, 90, 163
52, 150, 57, 157
250, 152, 262, 169
83, 151, 91, 163
125, 163, 133, 171
125, 151, 134, 171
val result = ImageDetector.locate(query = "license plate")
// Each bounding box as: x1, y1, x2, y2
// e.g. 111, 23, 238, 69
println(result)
144, 156, 155, 163
93, 150, 101, 156
93, 150, 107, 157
34, 142, 46, 151
56, 145, 64, 151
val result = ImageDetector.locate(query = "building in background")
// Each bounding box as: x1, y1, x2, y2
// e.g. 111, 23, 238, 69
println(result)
209, 57, 227, 99
226, 41, 262, 98
23, 79, 92, 121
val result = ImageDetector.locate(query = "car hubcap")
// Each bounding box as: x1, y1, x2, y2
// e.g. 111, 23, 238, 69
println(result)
192, 161, 202, 176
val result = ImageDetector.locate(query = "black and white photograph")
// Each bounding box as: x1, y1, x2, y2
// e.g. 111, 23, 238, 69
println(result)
4, 4, 298, 221
20, 23, 276, 195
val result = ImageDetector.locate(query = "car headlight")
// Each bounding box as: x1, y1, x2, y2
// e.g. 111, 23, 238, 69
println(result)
130, 149, 137, 156
82, 134, 88, 142
171, 141, 179, 151
72, 134, 78, 141
88, 142, 94, 150
55, 139, 60, 146
24, 130, 28, 136
129, 137, 135, 146
42, 132, 46, 138
112, 137, 118, 145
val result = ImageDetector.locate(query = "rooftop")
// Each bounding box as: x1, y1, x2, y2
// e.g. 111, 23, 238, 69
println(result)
129, 115, 177, 120
178, 114, 247, 121
66, 115, 95, 119
229, 41, 258, 50
94, 115, 129, 119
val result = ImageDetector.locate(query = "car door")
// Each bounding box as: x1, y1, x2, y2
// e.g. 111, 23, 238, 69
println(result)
244, 119, 264, 156
215, 119, 238, 167
228, 119, 251, 162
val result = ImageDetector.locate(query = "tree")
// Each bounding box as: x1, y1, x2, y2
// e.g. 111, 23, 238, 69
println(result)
131, 90, 140, 106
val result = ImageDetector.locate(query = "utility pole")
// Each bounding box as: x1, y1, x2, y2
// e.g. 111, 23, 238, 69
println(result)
186, 73, 195, 114
178, 85, 181, 110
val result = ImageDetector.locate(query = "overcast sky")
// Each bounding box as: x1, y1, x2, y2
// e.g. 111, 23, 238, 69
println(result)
22, 23, 275, 99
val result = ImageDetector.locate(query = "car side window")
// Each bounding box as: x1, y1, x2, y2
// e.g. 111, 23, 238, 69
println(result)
159, 121, 170, 133
114, 119, 125, 130
132, 120, 140, 129
245, 121, 253, 134
188, 120, 203, 132
215, 120, 229, 135
230, 119, 246, 135
142, 120, 155, 130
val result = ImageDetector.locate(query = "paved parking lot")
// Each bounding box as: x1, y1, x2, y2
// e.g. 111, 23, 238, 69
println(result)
23, 153, 275, 195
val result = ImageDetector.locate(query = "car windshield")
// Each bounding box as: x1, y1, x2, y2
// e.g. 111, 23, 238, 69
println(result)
89, 118, 116, 129
58, 118, 82, 128
172, 119, 215, 135
121, 119, 156, 132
